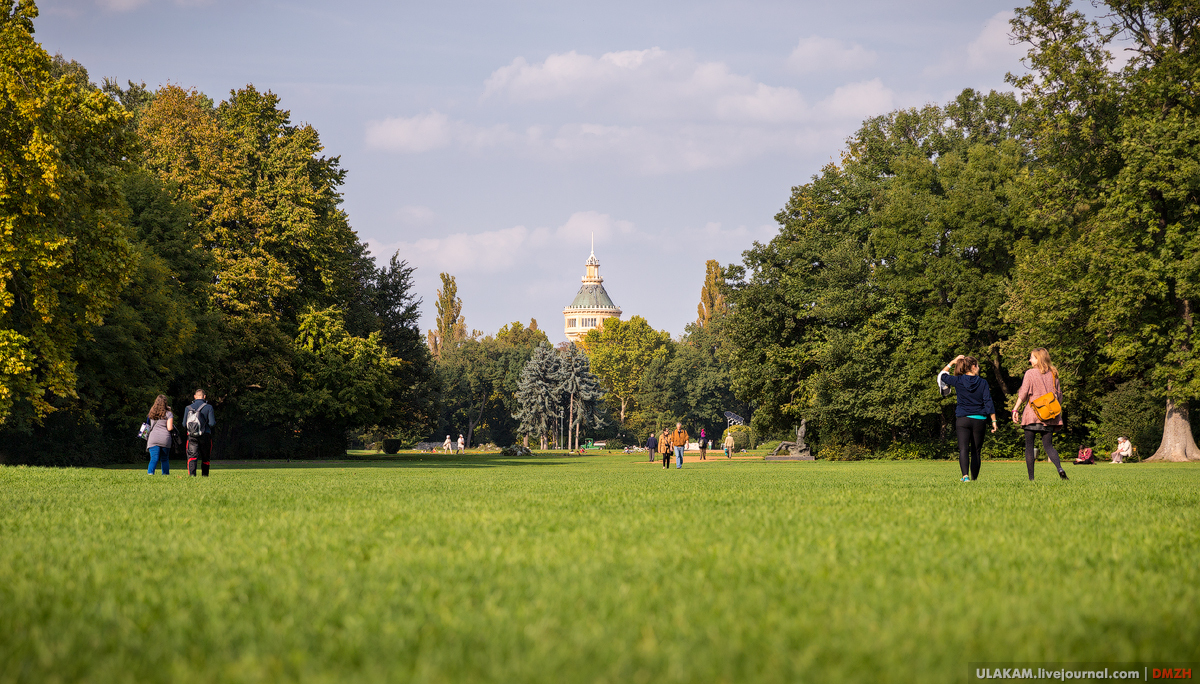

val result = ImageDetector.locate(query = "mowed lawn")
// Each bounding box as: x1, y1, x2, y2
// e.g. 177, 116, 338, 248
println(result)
2, 456, 1198, 683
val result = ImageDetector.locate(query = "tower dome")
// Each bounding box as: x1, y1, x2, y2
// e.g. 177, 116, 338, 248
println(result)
563, 238, 621, 343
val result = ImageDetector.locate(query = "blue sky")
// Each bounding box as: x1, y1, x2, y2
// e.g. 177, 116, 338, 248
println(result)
38, 0, 1029, 341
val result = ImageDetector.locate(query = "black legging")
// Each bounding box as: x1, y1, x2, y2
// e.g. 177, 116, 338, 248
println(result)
1024, 429, 1063, 479
955, 416, 986, 480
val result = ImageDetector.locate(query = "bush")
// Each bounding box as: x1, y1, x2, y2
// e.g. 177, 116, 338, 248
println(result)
759, 440, 783, 454
382, 439, 403, 454
723, 425, 754, 451
605, 438, 625, 450
500, 444, 533, 457
1088, 380, 1163, 461
819, 443, 871, 461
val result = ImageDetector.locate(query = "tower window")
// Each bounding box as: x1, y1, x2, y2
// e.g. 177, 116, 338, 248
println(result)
567, 318, 576, 328
583, 317, 597, 327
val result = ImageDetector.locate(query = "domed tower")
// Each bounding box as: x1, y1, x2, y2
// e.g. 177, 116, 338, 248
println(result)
563, 239, 621, 343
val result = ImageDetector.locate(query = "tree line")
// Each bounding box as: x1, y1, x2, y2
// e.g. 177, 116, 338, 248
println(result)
1, 2, 435, 463
721, 0, 1200, 462
3, 0, 1197, 463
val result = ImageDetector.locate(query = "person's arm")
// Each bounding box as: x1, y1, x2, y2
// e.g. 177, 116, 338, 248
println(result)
1012, 372, 1029, 423
167, 414, 173, 432
204, 404, 215, 428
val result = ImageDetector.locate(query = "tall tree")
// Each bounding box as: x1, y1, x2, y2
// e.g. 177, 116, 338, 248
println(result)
557, 343, 607, 450
0, 4, 135, 424
1006, 0, 1200, 461
580, 316, 671, 425
696, 259, 728, 327
514, 343, 562, 450
427, 272, 466, 359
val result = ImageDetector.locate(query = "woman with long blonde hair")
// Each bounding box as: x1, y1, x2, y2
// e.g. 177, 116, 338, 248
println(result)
1011, 348, 1068, 481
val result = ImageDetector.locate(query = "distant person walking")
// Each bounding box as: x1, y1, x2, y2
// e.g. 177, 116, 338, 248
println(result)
670, 422, 689, 469
699, 428, 707, 460
145, 394, 174, 475
442, 435, 452, 453
457, 434, 465, 453
183, 389, 215, 477
1111, 437, 1131, 463
724, 431, 734, 458
646, 431, 658, 463
1012, 348, 1069, 481
660, 428, 671, 469
938, 354, 997, 482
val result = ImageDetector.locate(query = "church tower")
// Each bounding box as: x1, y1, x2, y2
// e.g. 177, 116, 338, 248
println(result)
563, 238, 621, 343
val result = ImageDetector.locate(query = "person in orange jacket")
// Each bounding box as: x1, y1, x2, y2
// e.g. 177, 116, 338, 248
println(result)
669, 422, 689, 469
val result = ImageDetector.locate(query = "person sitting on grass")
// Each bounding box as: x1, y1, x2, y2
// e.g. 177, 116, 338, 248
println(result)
1074, 445, 1095, 465
1111, 436, 1132, 463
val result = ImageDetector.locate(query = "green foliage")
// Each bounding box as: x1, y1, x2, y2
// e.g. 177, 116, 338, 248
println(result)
726, 89, 1026, 452
0, 5, 136, 422
3, 459, 1197, 682
1004, 1, 1200, 458
581, 315, 670, 425
722, 424, 754, 451
1088, 380, 1165, 460
427, 272, 466, 359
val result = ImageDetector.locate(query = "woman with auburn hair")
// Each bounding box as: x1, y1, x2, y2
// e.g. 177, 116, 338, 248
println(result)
1012, 348, 1069, 481
938, 354, 997, 482
145, 394, 174, 475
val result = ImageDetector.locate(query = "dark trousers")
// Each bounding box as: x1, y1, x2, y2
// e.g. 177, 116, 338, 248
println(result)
955, 416, 986, 480
648, 446, 656, 462
1024, 429, 1062, 480
662, 451, 669, 467
187, 435, 212, 477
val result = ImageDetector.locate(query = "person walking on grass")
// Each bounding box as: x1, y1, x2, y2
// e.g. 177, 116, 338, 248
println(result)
660, 428, 671, 469
183, 389, 215, 477
670, 422, 689, 469
646, 431, 658, 463
442, 435, 452, 453
145, 394, 174, 475
938, 354, 997, 482
699, 428, 708, 460
1012, 347, 1069, 481
724, 430, 734, 458
457, 434, 465, 454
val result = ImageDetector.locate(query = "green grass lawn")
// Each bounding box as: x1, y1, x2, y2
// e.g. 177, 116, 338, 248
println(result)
2, 456, 1197, 683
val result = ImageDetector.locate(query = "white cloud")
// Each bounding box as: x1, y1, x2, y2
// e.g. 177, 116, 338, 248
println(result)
966, 12, 1025, 70
927, 11, 1025, 81
788, 36, 877, 74
484, 48, 808, 124
370, 49, 900, 172
364, 112, 515, 153
369, 211, 634, 275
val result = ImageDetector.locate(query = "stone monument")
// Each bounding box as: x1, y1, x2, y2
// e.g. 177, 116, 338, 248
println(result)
765, 419, 814, 461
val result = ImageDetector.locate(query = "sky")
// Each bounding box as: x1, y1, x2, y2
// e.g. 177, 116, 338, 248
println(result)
37, 0, 1031, 342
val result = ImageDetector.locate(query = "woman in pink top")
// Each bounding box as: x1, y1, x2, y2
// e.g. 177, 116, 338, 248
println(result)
1011, 348, 1069, 481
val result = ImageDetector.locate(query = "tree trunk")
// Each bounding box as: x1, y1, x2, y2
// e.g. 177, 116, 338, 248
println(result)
1147, 398, 1200, 462
575, 421, 580, 452
620, 397, 627, 425
568, 392, 575, 450
523, 434, 529, 449
989, 345, 1010, 395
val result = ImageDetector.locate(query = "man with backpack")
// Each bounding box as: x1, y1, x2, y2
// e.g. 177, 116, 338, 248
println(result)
184, 389, 216, 477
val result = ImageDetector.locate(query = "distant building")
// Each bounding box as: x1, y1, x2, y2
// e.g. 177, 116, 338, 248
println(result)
563, 244, 621, 343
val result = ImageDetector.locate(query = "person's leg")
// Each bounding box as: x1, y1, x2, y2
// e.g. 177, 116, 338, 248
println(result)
162, 447, 170, 475
1025, 430, 1037, 480
970, 419, 985, 481
955, 417, 972, 478
1042, 432, 1066, 478
148, 446, 160, 474
675, 446, 683, 468
200, 436, 211, 477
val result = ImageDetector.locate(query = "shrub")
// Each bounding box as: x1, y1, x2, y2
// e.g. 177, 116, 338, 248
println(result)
1088, 380, 1163, 461
382, 439, 403, 454
759, 440, 783, 454
819, 443, 871, 461
723, 425, 754, 451
500, 444, 533, 457
605, 438, 625, 450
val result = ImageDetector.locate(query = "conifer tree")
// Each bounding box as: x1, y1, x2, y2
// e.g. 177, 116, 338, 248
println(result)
514, 343, 561, 450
